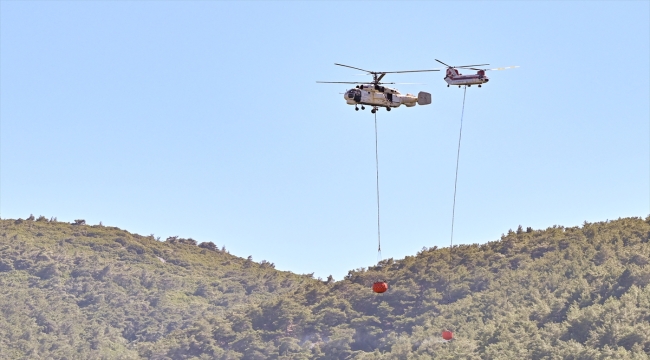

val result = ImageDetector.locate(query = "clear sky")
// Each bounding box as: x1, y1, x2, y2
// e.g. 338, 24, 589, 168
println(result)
2, 1, 648, 280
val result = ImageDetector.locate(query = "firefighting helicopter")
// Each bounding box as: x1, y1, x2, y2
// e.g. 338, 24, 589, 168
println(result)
317, 63, 437, 113
435, 59, 519, 88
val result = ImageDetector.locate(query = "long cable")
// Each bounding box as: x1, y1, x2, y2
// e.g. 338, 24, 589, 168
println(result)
440, 86, 469, 313
450, 86, 467, 261
374, 111, 382, 260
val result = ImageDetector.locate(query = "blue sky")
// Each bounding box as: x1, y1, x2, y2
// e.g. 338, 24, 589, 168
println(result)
2, 1, 648, 280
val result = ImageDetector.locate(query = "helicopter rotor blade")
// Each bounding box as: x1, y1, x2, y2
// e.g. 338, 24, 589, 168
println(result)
380, 69, 440, 74
334, 63, 374, 73
455, 64, 490, 69
487, 66, 520, 71
334, 63, 439, 74
435, 59, 451, 67
318, 81, 425, 85
316, 81, 371, 84
464, 65, 519, 71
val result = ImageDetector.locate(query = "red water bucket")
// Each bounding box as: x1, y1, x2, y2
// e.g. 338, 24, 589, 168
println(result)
372, 281, 388, 293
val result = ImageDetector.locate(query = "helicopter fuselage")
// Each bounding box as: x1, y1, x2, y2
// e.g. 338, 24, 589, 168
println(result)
344, 87, 430, 108
444, 69, 490, 87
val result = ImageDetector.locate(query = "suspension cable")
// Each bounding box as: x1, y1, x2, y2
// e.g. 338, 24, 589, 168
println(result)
374, 111, 382, 261
450, 86, 467, 261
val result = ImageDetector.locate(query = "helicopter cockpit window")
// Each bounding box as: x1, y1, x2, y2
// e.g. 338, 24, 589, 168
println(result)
347, 90, 355, 99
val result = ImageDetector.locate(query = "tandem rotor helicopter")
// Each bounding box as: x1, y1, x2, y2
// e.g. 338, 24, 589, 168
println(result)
317, 63, 437, 113
435, 59, 519, 88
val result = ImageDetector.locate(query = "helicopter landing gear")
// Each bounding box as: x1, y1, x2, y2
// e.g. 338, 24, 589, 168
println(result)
355, 106, 359, 111
386, 107, 391, 111
361, 105, 365, 110
458, 85, 461, 88
447, 85, 450, 87
478, 84, 482, 88
371, 107, 377, 114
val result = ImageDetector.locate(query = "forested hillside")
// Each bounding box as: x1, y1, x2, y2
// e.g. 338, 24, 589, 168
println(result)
1, 216, 649, 359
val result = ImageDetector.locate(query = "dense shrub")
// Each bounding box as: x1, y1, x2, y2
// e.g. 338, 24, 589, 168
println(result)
0, 216, 649, 358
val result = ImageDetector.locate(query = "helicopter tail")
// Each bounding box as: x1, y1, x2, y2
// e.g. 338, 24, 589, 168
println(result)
417, 92, 432, 106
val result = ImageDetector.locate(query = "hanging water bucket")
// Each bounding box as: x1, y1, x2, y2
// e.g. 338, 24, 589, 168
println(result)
372, 281, 388, 293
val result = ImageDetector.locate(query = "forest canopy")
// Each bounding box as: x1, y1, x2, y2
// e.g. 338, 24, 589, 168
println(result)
1, 216, 649, 359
